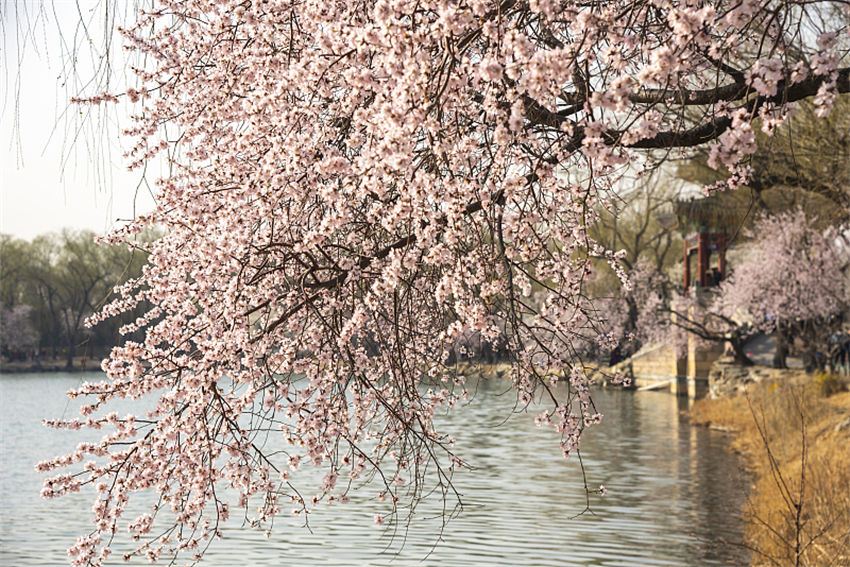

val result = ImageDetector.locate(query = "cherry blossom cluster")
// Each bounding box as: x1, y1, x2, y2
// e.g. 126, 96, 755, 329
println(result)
43, 0, 849, 564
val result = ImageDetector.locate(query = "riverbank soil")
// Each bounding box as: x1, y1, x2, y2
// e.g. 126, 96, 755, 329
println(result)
691, 374, 850, 566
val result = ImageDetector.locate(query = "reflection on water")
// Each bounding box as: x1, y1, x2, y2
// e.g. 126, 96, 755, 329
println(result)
0, 373, 748, 566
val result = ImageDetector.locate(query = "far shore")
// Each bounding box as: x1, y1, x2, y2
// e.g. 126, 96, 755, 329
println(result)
1, 358, 615, 380
0, 357, 103, 374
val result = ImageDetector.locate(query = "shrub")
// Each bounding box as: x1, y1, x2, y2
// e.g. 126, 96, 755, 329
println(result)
813, 372, 847, 397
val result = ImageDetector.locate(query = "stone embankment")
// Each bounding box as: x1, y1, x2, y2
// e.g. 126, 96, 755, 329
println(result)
706, 356, 808, 398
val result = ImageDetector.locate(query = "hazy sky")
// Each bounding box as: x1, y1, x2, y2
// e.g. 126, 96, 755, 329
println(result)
1, 1, 157, 240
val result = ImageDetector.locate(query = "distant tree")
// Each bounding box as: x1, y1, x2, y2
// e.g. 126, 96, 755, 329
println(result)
718, 210, 850, 368
641, 211, 850, 368
25, 235, 68, 359
677, 95, 850, 226
587, 178, 683, 362
54, 232, 122, 367
0, 304, 38, 359
590, 178, 683, 277
0, 235, 30, 307
0, 231, 148, 364
578, 259, 680, 364
749, 96, 850, 210
665, 291, 757, 366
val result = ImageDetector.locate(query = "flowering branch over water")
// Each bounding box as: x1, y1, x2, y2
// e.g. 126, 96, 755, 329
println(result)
39, 1, 850, 564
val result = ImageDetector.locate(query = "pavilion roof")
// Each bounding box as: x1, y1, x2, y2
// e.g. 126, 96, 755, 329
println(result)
674, 185, 846, 233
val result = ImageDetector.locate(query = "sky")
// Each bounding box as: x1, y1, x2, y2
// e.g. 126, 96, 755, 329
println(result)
1, 0, 157, 240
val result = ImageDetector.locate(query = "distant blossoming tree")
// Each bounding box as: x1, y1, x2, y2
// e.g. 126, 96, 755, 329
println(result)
581, 259, 677, 364
638, 211, 850, 368
586, 178, 684, 364
718, 210, 850, 367
38, 1, 850, 564
665, 289, 755, 364
0, 304, 38, 358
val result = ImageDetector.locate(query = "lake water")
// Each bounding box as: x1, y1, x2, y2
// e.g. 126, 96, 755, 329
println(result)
0, 372, 749, 566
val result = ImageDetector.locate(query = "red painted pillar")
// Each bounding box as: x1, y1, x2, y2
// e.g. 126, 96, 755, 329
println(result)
697, 232, 707, 287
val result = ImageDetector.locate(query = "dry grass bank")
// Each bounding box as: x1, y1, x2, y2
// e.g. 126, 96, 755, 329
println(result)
691, 374, 850, 567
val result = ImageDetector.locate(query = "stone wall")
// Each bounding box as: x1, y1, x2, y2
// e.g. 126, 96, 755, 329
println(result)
611, 344, 684, 393
628, 344, 680, 386
615, 337, 725, 398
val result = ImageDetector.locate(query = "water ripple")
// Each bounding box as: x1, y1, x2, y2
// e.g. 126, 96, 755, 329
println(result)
0, 373, 748, 566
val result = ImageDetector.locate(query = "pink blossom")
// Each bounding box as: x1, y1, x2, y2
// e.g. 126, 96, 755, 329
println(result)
42, 1, 850, 564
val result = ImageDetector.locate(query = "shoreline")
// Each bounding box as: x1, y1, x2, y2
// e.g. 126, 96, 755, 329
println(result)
689, 372, 850, 566
0, 359, 103, 374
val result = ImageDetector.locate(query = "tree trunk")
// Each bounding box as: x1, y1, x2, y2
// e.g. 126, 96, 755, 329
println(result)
610, 296, 639, 366
773, 330, 789, 369
66, 335, 77, 369
731, 338, 755, 366
608, 345, 624, 367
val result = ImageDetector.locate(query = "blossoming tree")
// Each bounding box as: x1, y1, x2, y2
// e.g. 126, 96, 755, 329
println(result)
0, 305, 38, 358
632, 211, 849, 368
39, 1, 850, 564
718, 210, 850, 368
